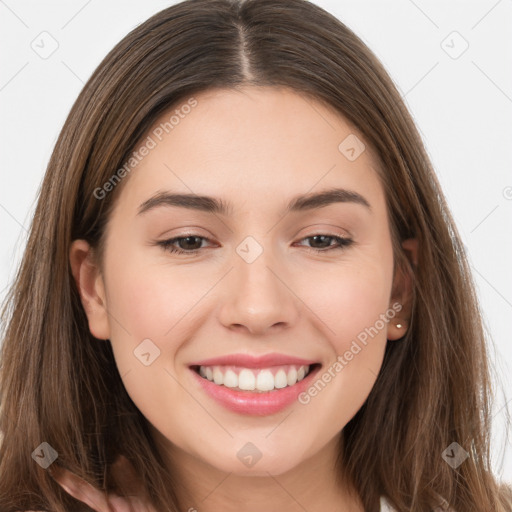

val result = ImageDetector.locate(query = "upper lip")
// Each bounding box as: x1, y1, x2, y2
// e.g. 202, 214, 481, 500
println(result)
189, 353, 320, 369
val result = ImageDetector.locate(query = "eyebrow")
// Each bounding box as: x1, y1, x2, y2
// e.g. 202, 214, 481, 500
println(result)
137, 187, 372, 217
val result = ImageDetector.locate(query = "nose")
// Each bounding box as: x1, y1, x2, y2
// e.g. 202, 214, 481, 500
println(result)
217, 245, 300, 336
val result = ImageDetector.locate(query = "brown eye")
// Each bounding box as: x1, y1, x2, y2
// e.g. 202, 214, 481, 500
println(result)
158, 235, 209, 255
297, 234, 353, 253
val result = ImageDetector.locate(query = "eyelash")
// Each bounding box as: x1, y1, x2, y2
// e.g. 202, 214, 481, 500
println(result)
156, 233, 354, 256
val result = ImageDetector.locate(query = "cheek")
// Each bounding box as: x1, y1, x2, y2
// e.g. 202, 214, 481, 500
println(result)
295, 261, 392, 417
105, 248, 211, 337
299, 259, 393, 348
102, 252, 203, 430
292, 305, 390, 441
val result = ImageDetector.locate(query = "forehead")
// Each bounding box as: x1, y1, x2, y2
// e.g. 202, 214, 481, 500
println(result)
112, 86, 386, 218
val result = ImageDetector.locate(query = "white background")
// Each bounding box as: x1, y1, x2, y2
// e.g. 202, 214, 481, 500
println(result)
1, 0, 511, 484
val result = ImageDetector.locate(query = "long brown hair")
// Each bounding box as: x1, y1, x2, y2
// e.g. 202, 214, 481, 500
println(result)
1, 0, 511, 510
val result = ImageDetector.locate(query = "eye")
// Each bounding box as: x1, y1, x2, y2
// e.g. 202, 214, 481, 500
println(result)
156, 233, 353, 256
295, 234, 354, 253
157, 235, 210, 255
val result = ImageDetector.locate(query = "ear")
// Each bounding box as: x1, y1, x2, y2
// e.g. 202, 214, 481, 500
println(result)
387, 238, 418, 341
69, 239, 111, 340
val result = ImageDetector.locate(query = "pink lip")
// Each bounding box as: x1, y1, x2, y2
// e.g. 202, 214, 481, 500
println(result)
189, 363, 322, 416
189, 352, 318, 369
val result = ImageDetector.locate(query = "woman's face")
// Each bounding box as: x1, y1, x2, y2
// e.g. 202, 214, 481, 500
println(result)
73, 86, 410, 478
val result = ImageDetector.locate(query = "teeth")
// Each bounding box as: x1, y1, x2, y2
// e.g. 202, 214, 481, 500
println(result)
239, 369, 256, 390
213, 367, 223, 385
256, 369, 274, 391
197, 364, 312, 392
274, 369, 288, 389
287, 367, 297, 386
223, 369, 238, 388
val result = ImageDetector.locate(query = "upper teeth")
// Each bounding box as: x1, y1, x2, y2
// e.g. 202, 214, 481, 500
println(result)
198, 364, 311, 392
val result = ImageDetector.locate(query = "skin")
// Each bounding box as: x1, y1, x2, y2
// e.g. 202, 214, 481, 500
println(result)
66, 86, 418, 512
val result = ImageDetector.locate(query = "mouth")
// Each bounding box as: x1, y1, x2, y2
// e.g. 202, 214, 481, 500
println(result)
189, 363, 322, 393
187, 352, 324, 415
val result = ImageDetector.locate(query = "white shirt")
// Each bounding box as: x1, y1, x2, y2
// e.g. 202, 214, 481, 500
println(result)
380, 495, 454, 511
380, 496, 396, 511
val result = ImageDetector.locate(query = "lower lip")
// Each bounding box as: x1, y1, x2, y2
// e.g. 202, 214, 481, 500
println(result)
189, 365, 322, 416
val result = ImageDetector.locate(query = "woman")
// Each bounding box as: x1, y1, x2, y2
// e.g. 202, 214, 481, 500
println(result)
1, 0, 511, 511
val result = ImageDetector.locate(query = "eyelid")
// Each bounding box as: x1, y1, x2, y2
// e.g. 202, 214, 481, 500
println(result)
295, 222, 353, 240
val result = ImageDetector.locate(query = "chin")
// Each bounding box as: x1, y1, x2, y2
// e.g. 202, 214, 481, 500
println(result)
209, 451, 302, 477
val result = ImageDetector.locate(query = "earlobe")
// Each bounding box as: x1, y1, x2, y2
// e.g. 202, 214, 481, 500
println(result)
69, 239, 111, 340
387, 237, 418, 341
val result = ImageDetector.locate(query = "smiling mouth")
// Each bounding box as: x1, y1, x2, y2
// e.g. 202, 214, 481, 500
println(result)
190, 363, 322, 393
